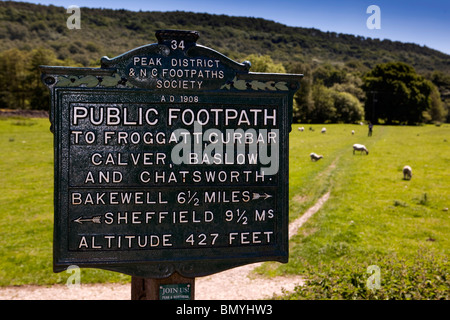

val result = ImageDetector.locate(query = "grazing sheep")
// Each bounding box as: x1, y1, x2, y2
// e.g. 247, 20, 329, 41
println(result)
321, 127, 326, 133
310, 152, 323, 161
351, 130, 355, 135
298, 127, 304, 132
353, 144, 369, 155
403, 165, 412, 180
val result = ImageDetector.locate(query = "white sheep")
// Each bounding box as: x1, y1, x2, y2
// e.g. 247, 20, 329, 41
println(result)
310, 152, 323, 161
321, 127, 326, 134
351, 130, 355, 135
298, 127, 304, 132
403, 165, 412, 180
353, 144, 369, 155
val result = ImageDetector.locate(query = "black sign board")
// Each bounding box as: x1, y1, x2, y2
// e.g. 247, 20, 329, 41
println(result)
41, 30, 302, 278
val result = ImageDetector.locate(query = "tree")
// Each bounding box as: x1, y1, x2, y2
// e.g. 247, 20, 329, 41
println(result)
310, 84, 336, 123
244, 54, 286, 73
0, 48, 28, 109
289, 63, 314, 123
27, 48, 56, 110
427, 71, 450, 122
290, 62, 364, 123
362, 62, 435, 124
426, 85, 447, 123
0, 47, 59, 110
313, 63, 346, 87
332, 91, 365, 123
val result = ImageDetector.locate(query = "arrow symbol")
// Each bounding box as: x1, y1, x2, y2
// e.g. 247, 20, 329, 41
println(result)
74, 216, 102, 224
252, 193, 273, 200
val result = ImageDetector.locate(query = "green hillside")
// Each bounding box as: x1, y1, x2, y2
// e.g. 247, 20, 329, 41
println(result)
1, 1, 449, 123
1, 1, 449, 73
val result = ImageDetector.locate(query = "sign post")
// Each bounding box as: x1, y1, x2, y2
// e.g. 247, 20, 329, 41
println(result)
132, 273, 194, 300
41, 29, 302, 300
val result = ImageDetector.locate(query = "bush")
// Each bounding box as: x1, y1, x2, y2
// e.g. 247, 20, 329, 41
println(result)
332, 90, 365, 123
296, 85, 364, 123
277, 249, 449, 300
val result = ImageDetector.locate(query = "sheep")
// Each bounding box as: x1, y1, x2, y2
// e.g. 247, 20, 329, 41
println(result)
298, 127, 304, 132
310, 152, 323, 161
353, 144, 369, 155
351, 130, 355, 135
403, 165, 412, 180
321, 127, 326, 134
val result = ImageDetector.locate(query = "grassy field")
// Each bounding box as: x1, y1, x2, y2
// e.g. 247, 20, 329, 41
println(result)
0, 117, 129, 285
0, 117, 449, 298
261, 123, 450, 299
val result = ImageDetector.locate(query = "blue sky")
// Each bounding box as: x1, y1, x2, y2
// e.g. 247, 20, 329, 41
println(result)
19, 0, 450, 54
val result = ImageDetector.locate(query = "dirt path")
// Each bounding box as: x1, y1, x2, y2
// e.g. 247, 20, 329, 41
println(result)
0, 192, 330, 300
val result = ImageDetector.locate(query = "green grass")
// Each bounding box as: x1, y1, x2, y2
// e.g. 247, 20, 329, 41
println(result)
0, 117, 129, 285
260, 123, 450, 299
1, 118, 449, 298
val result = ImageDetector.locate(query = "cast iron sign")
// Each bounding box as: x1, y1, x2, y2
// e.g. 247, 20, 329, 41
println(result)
41, 30, 302, 278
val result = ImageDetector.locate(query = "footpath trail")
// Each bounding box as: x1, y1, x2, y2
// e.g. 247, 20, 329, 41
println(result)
0, 192, 330, 300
